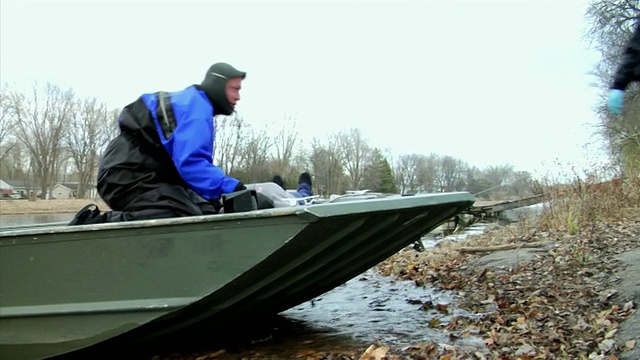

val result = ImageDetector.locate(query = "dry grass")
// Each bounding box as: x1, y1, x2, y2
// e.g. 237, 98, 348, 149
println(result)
0, 199, 109, 215
536, 174, 632, 230
380, 170, 640, 274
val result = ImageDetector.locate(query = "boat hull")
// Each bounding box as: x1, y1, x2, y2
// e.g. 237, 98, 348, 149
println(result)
0, 192, 475, 359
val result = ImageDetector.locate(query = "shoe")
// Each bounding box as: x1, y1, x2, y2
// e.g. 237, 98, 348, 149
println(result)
272, 175, 285, 189
298, 172, 312, 187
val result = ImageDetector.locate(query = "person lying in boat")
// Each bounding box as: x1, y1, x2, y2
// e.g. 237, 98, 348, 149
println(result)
272, 172, 313, 198
69, 62, 273, 225
269, 172, 314, 206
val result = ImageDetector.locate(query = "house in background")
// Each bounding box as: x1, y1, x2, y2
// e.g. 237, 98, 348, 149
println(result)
2, 179, 40, 199
52, 182, 98, 199
0, 179, 14, 198
0, 180, 98, 199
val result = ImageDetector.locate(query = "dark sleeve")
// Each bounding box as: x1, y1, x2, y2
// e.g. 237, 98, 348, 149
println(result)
612, 22, 640, 90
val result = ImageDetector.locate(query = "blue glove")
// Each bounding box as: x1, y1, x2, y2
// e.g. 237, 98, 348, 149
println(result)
608, 89, 625, 115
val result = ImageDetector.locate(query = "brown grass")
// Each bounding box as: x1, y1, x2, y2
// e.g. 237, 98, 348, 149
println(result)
0, 199, 110, 215
536, 173, 636, 231
377, 170, 640, 272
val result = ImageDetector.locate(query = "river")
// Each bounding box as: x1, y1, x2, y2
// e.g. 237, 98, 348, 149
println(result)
0, 213, 73, 227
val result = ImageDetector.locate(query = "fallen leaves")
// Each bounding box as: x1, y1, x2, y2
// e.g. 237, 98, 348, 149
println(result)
375, 219, 640, 359
358, 344, 388, 360
625, 339, 636, 351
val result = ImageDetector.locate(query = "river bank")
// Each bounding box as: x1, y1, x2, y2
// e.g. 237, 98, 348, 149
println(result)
373, 218, 640, 359
0, 199, 108, 215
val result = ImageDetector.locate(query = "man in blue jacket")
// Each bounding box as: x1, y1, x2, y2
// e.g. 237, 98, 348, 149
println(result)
70, 62, 267, 224
608, 22, 640, 115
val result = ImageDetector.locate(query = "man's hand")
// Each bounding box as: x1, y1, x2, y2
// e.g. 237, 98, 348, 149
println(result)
608, 89, 625, 115
234, 181, 247, 192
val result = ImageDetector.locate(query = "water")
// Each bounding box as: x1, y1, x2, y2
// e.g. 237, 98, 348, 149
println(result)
283, 269, 458, 345
201, 269, 487, 359
425, 222, 490, 244
0, 213, 72, 227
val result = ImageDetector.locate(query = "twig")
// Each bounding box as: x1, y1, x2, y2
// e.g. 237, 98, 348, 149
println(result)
458, 241, 547, 254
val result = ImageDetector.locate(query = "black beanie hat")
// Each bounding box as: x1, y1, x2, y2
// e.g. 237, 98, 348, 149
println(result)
200, 63, 246, 116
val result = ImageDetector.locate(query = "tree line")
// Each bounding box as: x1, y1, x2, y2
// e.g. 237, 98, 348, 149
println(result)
0, 82, 537, 201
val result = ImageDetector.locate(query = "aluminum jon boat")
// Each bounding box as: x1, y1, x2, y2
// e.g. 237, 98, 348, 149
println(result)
0, 191, 475, 360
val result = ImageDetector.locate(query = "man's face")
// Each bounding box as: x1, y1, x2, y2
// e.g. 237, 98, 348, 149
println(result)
225, 77, 242, 110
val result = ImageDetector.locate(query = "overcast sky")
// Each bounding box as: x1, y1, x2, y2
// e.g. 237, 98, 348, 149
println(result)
0, 0, 608, 178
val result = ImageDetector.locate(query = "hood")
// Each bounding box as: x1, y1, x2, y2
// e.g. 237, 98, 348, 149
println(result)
199, 62, 246, 116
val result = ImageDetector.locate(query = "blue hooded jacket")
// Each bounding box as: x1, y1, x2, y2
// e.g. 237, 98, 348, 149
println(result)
137, 85, 239, 201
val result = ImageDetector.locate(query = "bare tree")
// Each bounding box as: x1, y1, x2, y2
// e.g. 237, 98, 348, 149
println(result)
338, 128, 370, 189
394, 154, 423, 194
415, 153, 440, 193
238, 127, 272, 183
214, 114, 247, 174
510, 170, 534, 197
63, 97, 114, 198
0, 84, 16, 162
6, 82, 75, 199
273, 119, 298, 180
483, 164, 515, 189
437, 155, 465, 192
290, 143, 310, 177
464, 166, 492, 196
309, 135, 345, 195
0, 143, 29, 181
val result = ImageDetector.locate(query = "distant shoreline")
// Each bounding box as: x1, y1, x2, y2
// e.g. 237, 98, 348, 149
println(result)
0, 199, 109, 216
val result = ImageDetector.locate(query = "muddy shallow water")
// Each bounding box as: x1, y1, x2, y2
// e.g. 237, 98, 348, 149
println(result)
284, 269, 457, 344
147, 268, 487, 359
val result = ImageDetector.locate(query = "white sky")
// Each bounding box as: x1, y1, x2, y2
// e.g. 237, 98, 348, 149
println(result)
0, 0, 609, 178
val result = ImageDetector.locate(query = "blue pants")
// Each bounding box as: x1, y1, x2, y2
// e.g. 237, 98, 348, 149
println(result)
292, 182, 313, 198
290, 182, 313, 205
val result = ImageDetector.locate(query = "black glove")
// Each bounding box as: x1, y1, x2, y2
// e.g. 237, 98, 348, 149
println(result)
209, 198, 223, 213
256, 192, 274, 209
234, 181, 247, 192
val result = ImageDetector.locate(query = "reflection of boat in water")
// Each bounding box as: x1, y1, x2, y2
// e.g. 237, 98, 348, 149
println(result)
0, 191, 475, 360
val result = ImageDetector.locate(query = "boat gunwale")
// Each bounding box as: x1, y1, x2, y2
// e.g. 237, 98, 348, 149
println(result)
0, 207, 305, 238
0, 192, 474, 238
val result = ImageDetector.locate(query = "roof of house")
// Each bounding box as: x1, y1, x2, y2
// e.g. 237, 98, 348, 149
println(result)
0, 179, 10, 189
55, 182, 79, 191
2, 179, 39, 188
1, 180, 96, 190
54, 182, 96, 190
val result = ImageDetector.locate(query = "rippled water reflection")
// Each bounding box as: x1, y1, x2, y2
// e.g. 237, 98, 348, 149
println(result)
283, 269, 457, 346
195, 268, 486, 359
0, 213, 72, 227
